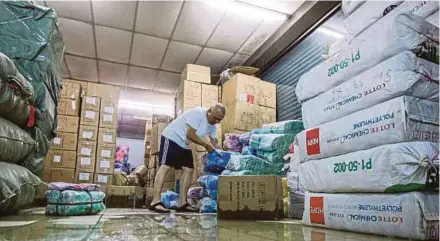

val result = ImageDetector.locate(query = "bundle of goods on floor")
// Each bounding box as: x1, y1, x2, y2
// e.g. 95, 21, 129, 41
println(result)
295, 2, 439, 239
0, 1, 65, 214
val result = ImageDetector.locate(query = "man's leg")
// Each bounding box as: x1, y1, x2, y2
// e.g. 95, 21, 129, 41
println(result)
151, 164, 172, 208
177, 166, 193, 207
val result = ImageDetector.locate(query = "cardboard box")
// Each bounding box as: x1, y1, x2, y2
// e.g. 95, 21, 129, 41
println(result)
258, 106, 276, 127
98, 128, 117, 144
42, 168, 51, 182
95, 158, 115, 174
221, 73, 260, 105
75, 171, 94, 183
48, 168, 75, 183
57, 115, 79, 133
64, 79, 87, 97
97, 143, 115, 159
76, 155, 96, 172
107, 186, 144, 196
176, 80, 202, 116
81, 96, 101, 112
218, 175, 283, 220
94, 173, 113, 186
87, 83, 120, 99
99, 113, 118, 128
258, 81, 276, 108
51, 132, 78, 151
181, 64, 211, 84
44, 150, 76, 169
100, 98, 118, 114
150, 123, 167, 154
80, 109, 99, 126
77, 141, 97, 158
202, 84, 219, 108
78, 125, 98, 141
58, 98, 80, 116
60, 80, 81, 99
221, 101, 260, 132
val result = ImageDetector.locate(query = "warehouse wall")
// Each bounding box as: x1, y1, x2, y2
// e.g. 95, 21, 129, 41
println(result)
116, 137, 145, 169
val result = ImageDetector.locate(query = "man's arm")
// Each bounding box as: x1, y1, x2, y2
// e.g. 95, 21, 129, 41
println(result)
209, 136, 222, 150
187, 126, 214, 152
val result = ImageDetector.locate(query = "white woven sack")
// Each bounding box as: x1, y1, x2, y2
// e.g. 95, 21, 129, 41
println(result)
342, 0, 365, 16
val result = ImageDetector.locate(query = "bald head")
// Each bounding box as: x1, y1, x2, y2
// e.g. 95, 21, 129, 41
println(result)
207, 103, 226, 124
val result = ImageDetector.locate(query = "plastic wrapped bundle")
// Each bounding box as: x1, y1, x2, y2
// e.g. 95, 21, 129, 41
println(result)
262, 120, 304, 134
20, 127, 50, 177
241, 145, 255, 155
239, 132, 251, 145
250, 134, 295, 151
203, 150, 239, 173
187, 187, 203, 199
198, 175, 218, 190
48, 182, 101, 192
0, 117, 35, 163
288, 192, 304, 219
221, 169, 255, 176
223, 133, 243, 152
256, 148, 290, 163
200, 197, 217, 213
0, 162, 45, 214
46, 190, 105, 216
226, 155, 284, 175
203, 189, 218, 200
161, 191, 179, 209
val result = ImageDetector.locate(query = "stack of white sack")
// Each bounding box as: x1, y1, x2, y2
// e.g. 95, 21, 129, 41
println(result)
286, 143, 305, 219
426, 10, 439, 27
302, 51, 439, 129
296, 12, 438, 103
341, 0, 365, 16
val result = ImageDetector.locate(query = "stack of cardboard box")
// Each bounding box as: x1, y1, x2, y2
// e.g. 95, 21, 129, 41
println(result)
221, 73, 277, 134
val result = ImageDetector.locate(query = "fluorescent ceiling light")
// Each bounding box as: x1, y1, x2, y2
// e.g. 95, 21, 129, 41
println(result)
207, 0, 288, 21
119, 99, 174, 117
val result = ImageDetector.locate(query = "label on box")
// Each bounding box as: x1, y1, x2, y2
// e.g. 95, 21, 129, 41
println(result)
86, 97, 96, 105
53, 156, 61, 163
83, 131, 93, 139
85, 111, 95, 119
53, 137, 61, 145
79, 173, 90, 180
100, 160, 110, 168
104, 106, 114, 114
103, 114, 113, 122
103, 135, 113, 143
81, 157, 91, 166
97, 175, 108, 183
101, 150, 111, 158
81, 148, 92, 156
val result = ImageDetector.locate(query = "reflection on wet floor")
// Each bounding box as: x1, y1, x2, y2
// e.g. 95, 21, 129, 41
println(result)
0, 208, 407, 241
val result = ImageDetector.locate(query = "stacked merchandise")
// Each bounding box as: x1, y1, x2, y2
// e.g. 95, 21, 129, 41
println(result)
296, 5, 439, 239
286, 143, 305, 219
197, 175, 218, 213
115, 145, 130, 174
0, 1, 65, 213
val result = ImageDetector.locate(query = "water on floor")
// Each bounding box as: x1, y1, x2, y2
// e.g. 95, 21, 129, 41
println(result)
0, 208, 406, 241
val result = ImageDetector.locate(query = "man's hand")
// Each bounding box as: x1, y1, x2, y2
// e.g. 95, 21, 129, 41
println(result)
205, 143, 215, 153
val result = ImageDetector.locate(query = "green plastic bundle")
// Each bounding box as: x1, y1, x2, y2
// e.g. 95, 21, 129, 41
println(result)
21, 127, 50, 177
46, 190, 106, 216
0, 117, 35, 163
261, 120, 304, 134
225, 155, 284, 175
256, 148, 289, 163
250, 134, 295, 151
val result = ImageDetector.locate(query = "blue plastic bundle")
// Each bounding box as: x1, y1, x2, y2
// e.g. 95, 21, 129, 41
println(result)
203, 188, 218, 200
203, 150, 238, 173
160, 191, 179, 209
200, 197, 217, 213
198, 175, 218, 190
239, 132, 252, 145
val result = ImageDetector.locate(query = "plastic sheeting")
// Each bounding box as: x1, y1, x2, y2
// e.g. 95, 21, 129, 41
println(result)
187, 187, 203, 199
200, 197, 217, 213
296, 13, 439, 103
198, 175, 218, 190
0, 162, 44, 214
223, 133, 242, 152
203, 150, 239, 174
161, 191, 179, 209
297, 96, 439, 162
226, 155, 284, 175
300, 142, 439, 193
262, 120, 304, 134
302, 51, 439, 129
303, 191, 439, 240
46, 190, 105, 216
20, 126, 50, 177
256, 148, 290, 163
0, 117, 35, 163
250, 134, 295, 151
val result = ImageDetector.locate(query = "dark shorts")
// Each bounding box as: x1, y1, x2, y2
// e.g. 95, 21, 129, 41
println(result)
159, 136, 194, 170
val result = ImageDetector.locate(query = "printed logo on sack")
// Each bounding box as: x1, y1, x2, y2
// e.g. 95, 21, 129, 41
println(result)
306, 128, 320, 155
310, 197, 325, 225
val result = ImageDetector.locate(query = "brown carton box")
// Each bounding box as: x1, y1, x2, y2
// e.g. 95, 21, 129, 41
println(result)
80, 109, 99, 126
77, 141, 97, 158
95, 158, 115, 174
81, 96, 101, 112
258, 106, 276, 127
76, 155, 96, 172
78, 125, 98, 141
63, 79, 87, 97
181, 64, 211, 84
218, 175, 283, 220
100, 98, 118, 114
97, 143, 115, 159
49, 168, 75, 183
57, 115, 79, 133
202, 84, 219, 108
176, 80, 202, 116
44, 150, 76, 169
94, 173, 113, 186
258, 81, 277, 108
42, 168, 51, 182
58, 98, 80, 116
150, 123, 167, 154
60, 80, 81, 99
107, 186, 144, 196
98, 128, 117, 144
75, 171, 94, 184
87, 83, 120, 99
51, 132, 78, 151
221, 73, 260, 105
99, 113, 118, 128
221, 101, 259, 132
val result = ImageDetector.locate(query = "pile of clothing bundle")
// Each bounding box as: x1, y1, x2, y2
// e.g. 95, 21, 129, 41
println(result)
0, 1, 64, 214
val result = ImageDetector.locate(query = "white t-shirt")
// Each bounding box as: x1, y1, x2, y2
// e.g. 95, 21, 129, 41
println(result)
161, 107, 217, 149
